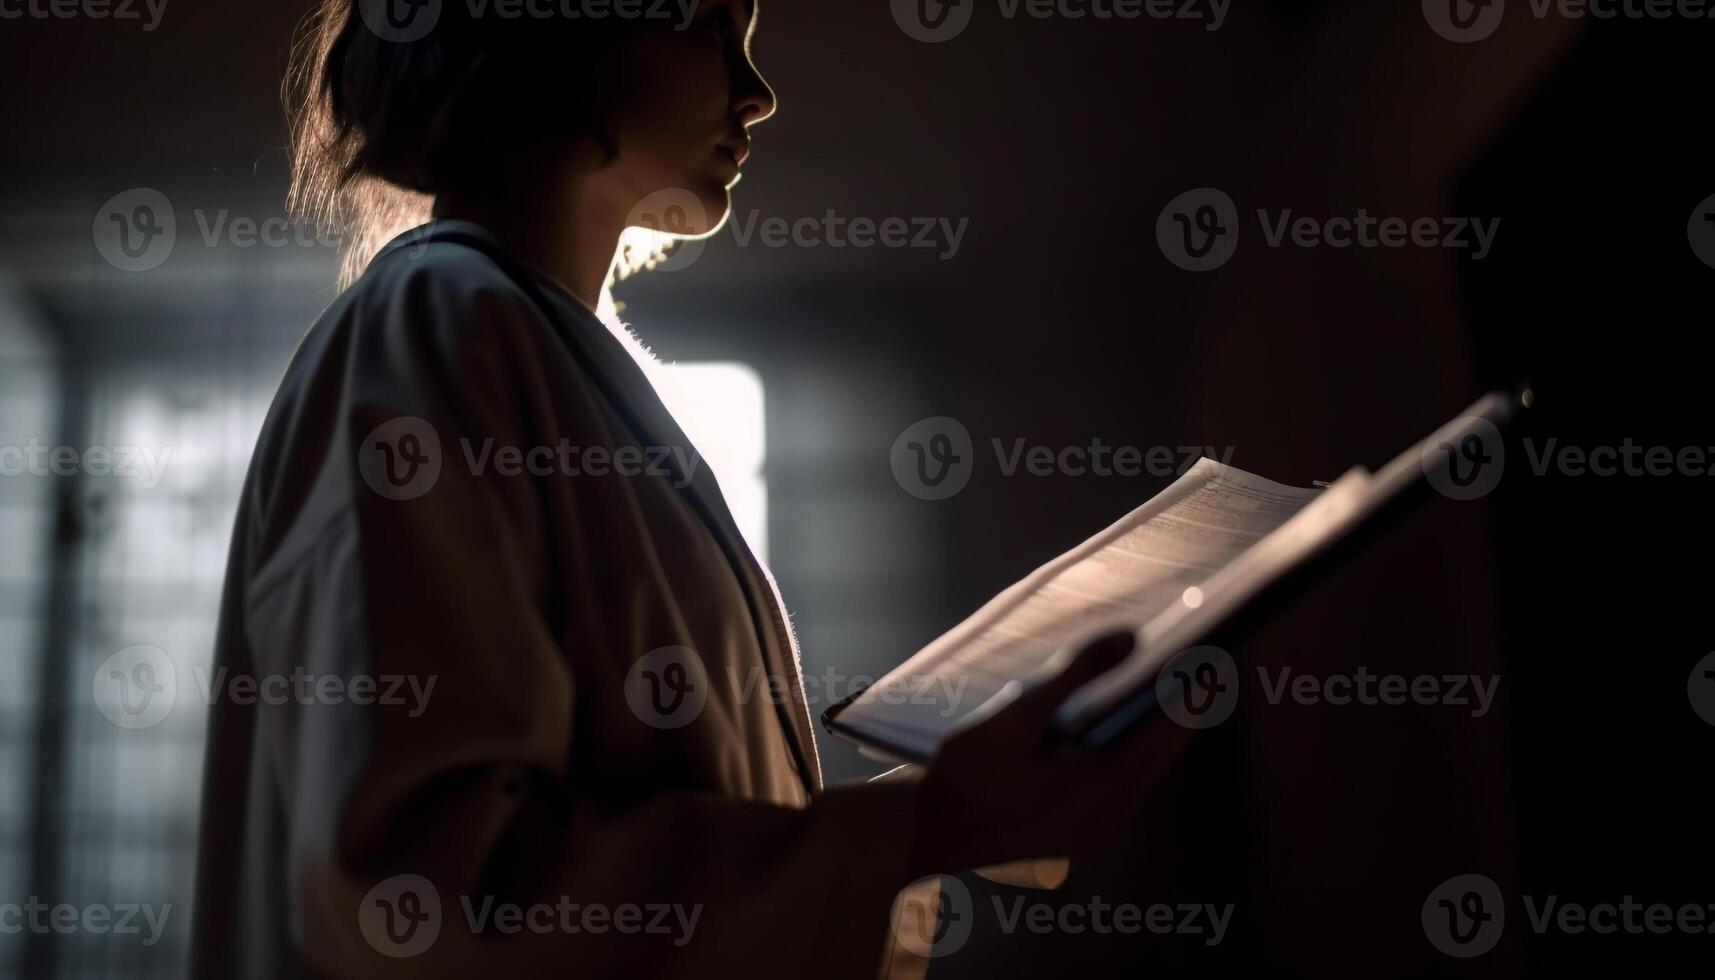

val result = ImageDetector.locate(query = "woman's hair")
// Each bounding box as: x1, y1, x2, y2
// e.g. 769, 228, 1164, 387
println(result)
286, 0, 672, 290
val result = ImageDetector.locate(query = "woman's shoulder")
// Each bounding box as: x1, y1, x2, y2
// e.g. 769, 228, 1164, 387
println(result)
306, 225, 556, 372
243, 227, 562, 546
347, 227, 541, 326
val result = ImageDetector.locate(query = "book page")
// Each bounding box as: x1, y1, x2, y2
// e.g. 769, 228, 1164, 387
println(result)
834, 458, 1323, 759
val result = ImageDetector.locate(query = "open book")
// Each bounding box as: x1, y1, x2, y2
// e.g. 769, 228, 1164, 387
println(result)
823, 391, 1520, 763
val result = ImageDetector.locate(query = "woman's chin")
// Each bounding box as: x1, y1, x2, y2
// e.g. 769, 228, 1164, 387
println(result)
625, 184, 727, 240
690, 184, 735, 235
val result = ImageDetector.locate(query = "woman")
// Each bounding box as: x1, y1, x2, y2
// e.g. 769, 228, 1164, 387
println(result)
191, 2, 1190, 977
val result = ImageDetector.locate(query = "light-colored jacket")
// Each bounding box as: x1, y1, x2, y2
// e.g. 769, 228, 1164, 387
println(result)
193, 220, 954, 979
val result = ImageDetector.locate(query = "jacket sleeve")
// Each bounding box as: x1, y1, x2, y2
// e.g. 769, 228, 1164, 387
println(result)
246, 260, 924, 980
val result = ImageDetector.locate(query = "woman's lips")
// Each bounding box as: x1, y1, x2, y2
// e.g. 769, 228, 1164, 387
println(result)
717, 140, 750, 167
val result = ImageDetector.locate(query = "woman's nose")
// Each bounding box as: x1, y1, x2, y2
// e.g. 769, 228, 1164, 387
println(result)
732, 59, 777, 127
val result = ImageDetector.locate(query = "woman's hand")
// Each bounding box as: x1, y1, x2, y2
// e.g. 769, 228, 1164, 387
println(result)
907, 631, 1198, 877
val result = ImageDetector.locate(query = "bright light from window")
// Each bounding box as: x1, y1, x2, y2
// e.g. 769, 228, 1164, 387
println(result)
652, 362, 768, 559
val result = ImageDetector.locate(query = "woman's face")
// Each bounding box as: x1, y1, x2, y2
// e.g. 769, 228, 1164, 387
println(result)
604, 0, 775, 237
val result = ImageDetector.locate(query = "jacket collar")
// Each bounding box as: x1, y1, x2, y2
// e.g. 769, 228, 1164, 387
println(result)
382, 221, 824, 794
